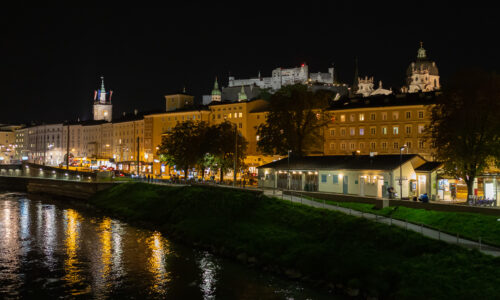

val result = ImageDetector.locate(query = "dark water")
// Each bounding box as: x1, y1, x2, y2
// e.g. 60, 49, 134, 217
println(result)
0, 192, 336, 299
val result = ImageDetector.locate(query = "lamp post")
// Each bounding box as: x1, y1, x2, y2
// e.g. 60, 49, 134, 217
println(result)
287, 150, 292, 190
399, 144, 407, 200
233, 123, 238, 187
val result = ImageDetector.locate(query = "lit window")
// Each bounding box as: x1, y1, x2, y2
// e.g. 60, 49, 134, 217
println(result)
393, 126, 399, 135
359, 128, 364, 135
340, 115, 346, 122
382, 127, 387, 135
359, 113, 365, 121
418, 125, 425, 134
239, 112, 242, 118
256, 135, 260, 141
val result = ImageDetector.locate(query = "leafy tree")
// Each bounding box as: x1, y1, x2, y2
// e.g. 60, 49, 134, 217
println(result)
210, 121, 248, 182
157, 121, 209, 179
256, 84, 334, 157
428, 69, 500, 199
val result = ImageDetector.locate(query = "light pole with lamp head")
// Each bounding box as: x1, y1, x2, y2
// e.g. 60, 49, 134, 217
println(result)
287, 150, 292, 190
399, 144, 407, 200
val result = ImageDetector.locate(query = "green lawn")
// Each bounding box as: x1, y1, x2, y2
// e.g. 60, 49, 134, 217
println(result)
90, 183, 500, 298
306, 196, 500, 247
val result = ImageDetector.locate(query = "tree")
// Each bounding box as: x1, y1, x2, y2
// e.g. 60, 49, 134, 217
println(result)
428, 69, 500, 199
256, 84, 335, 157
157, 121, 209, 180
210, 121, 248, 183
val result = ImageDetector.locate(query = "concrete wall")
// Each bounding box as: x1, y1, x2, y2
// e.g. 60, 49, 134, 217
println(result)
0, 176, 115, 200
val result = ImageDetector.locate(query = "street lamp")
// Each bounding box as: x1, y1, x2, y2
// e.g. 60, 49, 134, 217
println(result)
400, 144, 407, 200
287, 150, 292, 190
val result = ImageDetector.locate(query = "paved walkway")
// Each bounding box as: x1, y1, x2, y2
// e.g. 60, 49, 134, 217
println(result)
264, 190, 500, 257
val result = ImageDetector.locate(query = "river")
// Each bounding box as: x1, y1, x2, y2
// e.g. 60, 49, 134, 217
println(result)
0, 192, 337, 299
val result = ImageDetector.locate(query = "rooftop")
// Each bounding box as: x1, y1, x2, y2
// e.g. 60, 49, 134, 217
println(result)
258, 154, 423, 171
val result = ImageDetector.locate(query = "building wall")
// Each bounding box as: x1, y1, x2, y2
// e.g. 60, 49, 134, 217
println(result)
165, 94, 194, 112
325, 104, 434, 160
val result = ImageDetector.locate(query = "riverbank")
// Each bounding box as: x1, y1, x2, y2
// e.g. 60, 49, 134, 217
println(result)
90, 183, 500, 298
309, 199, 500, 248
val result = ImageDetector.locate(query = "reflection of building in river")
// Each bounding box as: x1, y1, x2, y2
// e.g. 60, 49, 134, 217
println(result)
0, 200, 21, 288
198, 251, 220, 299
147, 231, 171, 295
63, 209, 84, 287
43, 204, 57, 269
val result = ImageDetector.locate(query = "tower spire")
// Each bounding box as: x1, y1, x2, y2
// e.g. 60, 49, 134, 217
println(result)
352, 57, 359, 95
417, 41, 427, 59
100, 76, 105, 92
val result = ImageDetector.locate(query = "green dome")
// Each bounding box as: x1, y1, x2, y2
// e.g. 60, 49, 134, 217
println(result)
211, 77, 221, 96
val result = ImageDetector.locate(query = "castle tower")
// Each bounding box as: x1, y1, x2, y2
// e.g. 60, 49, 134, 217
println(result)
406, 42, 440, 93
93, 76, 113, 122
211, 77, 222, 102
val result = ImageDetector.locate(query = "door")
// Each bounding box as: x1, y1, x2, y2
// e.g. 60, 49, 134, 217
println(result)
359, 177, 365, 196
343, 176, 348, 194
377, 179, 384, 198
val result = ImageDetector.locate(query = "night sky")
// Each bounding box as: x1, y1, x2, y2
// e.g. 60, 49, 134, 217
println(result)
1, 5, 498, 124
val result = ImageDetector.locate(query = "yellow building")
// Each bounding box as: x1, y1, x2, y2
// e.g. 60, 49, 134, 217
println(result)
112, 115, 145, 173
144, 107, 211, 176
324, 92, 437, 160
208, 99, 279, 174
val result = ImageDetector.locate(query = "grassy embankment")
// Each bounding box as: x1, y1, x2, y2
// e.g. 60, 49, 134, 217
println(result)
304, 196, 500, 247
90, 183, 500, 299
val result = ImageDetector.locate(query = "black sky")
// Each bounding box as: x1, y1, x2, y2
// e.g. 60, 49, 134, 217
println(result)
1, 5, 498, 124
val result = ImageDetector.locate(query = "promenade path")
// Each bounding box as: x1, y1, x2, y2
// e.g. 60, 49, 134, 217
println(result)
263, 189, 500, 257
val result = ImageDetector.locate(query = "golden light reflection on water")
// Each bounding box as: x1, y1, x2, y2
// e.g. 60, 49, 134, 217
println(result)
99, 217, 112, 279
146, 231, 172, 295
63, 209, 84, 288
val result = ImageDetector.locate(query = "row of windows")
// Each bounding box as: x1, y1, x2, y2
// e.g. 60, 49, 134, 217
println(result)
329, 140, 426, 151
329, 125, 426, 137
336, 111, 425, 123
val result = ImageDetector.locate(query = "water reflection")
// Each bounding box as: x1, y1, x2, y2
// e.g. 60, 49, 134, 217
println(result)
0, 193, 334, 299
63, 209, 84, 294
198, 251, 220, 300
146, 231, 171, 295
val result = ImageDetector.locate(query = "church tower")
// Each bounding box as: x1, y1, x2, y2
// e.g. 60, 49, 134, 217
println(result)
93, 76, 113, 122
211, 77, 222, 102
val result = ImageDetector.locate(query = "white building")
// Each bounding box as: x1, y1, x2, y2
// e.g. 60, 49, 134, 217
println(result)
356, 76, 392, 97
228, 63, 335, 91
258, 154, 433, 199
404, 43, 440, 93
25, 123, 65, 166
